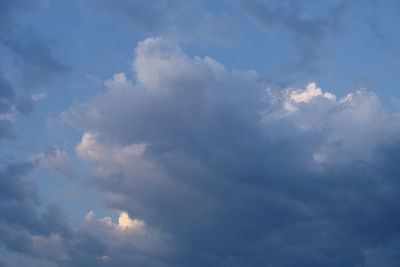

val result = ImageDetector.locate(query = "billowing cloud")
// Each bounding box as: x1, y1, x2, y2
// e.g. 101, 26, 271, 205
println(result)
59, 37, 400, 266
269, 83, 400, 164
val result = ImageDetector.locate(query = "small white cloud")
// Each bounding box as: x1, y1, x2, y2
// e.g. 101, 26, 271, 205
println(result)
99, 211, 145, 232
100, 255, 110, 261
84, 211, 95, 221
284, 82, 336, 112
117, 211, 145, 231
31, 93, 47, 101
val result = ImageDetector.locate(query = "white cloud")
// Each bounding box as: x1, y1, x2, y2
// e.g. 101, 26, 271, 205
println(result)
283, 82, 336, 112
133, 37, 203, 90
31, 93, 47, 101
76, 131, 147, 174
99, 211, 145, 232
84, 210, 95, 221
274, 83, 400, 163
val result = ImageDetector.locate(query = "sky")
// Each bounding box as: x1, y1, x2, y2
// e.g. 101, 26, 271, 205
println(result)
1, 0, 400, 266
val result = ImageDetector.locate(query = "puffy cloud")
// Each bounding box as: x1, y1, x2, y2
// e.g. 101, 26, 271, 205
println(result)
98, 211, 145, 232
271, 83, 400, 164
84, 211, 95, 222
60, 37, 400, 266
282, 82, 336, 112
116, 211, 144, 231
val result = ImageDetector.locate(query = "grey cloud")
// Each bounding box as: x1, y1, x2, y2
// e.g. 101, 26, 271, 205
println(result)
61, 38, 400, 266
0, 0, 69, 122
235, 0, 348, 74
0, 157, 173, 266
0, 0, 69, 78
0, 72, 15, 113
0, 31, 70, 114
0, 160, 72, 263
0, 70, 16, 141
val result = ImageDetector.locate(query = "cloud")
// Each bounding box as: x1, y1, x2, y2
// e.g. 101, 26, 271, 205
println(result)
268, 83, 400, 164
33, 146, 68, 169
0, 156, 173, 266
0, 159, 71, 263
0, 0, 69, 141
58, 37, 400, 266
0, 72, 17, 141
235, 0, 348, 74
52, 209, 174, 267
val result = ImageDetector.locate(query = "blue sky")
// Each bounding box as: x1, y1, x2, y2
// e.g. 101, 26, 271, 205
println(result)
2, 0, 400, 266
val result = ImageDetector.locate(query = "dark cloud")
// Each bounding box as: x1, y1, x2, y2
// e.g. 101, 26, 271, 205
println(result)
0, 0, 69, 138
0, 70, 17, 141
59, 38, 400, 266
0, 160, 73, 264
0, 157, 170, 266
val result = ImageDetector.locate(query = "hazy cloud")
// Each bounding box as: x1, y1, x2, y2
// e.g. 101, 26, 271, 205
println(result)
94, 0, 237, 45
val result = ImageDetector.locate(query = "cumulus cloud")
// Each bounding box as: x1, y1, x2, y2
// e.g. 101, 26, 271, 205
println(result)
58, 37, 400, 266
268, 82, 400, 164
